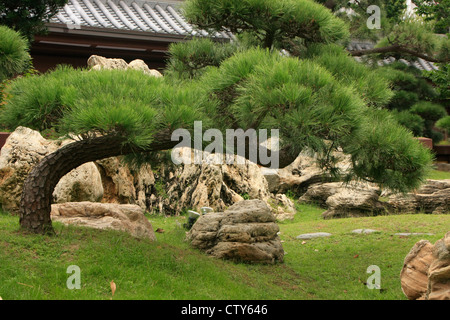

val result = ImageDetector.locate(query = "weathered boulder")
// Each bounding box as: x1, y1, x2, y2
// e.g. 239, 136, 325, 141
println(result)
186, 199, 284, 264
400, 240, 435, 300
52, 160, 103, 204
87, 55, 128, 70
87, 55, 162, 77
152, 147, 293, 220
298, 178, 450, 218
387, 179, 450, 214
299, 181, 385, 218
400, 232, 450, 300
127, 59, 163, 77
0, 127, 103, 213
269, 193, 296, 221
427, 231, 450, 300
51, 202, 156, 240
95, 157, 154, 210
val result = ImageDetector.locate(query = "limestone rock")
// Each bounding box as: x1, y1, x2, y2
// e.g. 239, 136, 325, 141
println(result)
128, 59, 163, 77
186, 200, 284, 264
87, 55, 128, 70
51, 202, 156, 240
400, 232, 450, 300
88, 55, 162, 77
95, 157, 154, 210
298, 182, 344, 207
154, 147, 272, 215
0, 127, 104, 213
269, 193, 296, 221
299, 181, 385, 219
53, 161, 103, 204
387, 179, 450, 214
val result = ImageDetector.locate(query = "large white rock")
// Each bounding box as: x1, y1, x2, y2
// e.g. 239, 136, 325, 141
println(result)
0, 127, 103, 213
154, 147, 294, 220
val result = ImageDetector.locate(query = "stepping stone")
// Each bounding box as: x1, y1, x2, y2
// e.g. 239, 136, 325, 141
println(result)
352, 229, 379, 234
296, 232, 332, 240
394, 233, 434, 236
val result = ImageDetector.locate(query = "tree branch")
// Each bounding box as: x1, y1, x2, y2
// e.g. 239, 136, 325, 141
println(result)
348, 44, 449, 63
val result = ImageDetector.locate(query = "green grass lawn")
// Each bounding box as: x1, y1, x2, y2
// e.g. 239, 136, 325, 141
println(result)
427, 169, 450, 180
0, 203, 448, 300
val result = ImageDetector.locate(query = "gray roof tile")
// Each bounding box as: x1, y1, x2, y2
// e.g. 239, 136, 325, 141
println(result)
52, 0, 225, 38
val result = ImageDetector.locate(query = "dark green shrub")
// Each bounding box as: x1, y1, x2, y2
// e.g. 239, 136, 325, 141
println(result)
410, 101, 448, 142
391, 110, 425, 136
388, 91, 419, 111
410, 101, 447, 122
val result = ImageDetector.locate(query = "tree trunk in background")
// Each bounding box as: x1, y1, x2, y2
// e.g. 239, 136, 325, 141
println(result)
19, 131, 176, 234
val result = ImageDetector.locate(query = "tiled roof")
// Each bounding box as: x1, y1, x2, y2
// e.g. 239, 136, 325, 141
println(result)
348, 41, 439, 71
52, 0, 230, 39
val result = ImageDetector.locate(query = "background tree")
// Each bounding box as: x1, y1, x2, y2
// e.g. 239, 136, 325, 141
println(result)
0, 0, 433, 234
316, 0, 406, 40
308, 1, 449, 141
413, 0, 450, 34
182, 0, 350, 50
0, 0, 68, 41
312, 0, 450, 63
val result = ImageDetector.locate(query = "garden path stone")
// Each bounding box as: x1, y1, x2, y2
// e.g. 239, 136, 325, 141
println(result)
351, 229, 379, 234
296, 232, 332, 240
395, 233, 434, 236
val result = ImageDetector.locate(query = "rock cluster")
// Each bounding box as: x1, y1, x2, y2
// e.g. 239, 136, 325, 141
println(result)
0, 127, 294, 220
143, 147, 296, 220
186, 200, 284, 264
266, 150, 449, 217
400, 232, 450, 300
87, 55, 163, 77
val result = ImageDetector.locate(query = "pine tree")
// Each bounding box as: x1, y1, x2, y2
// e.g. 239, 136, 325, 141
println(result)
0, 0, 434, 234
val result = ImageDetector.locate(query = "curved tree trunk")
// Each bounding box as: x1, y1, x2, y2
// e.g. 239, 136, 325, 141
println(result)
19, 131, 175, 234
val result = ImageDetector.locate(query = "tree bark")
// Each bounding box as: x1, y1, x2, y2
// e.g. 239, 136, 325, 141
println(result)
349, 44, 449, 63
